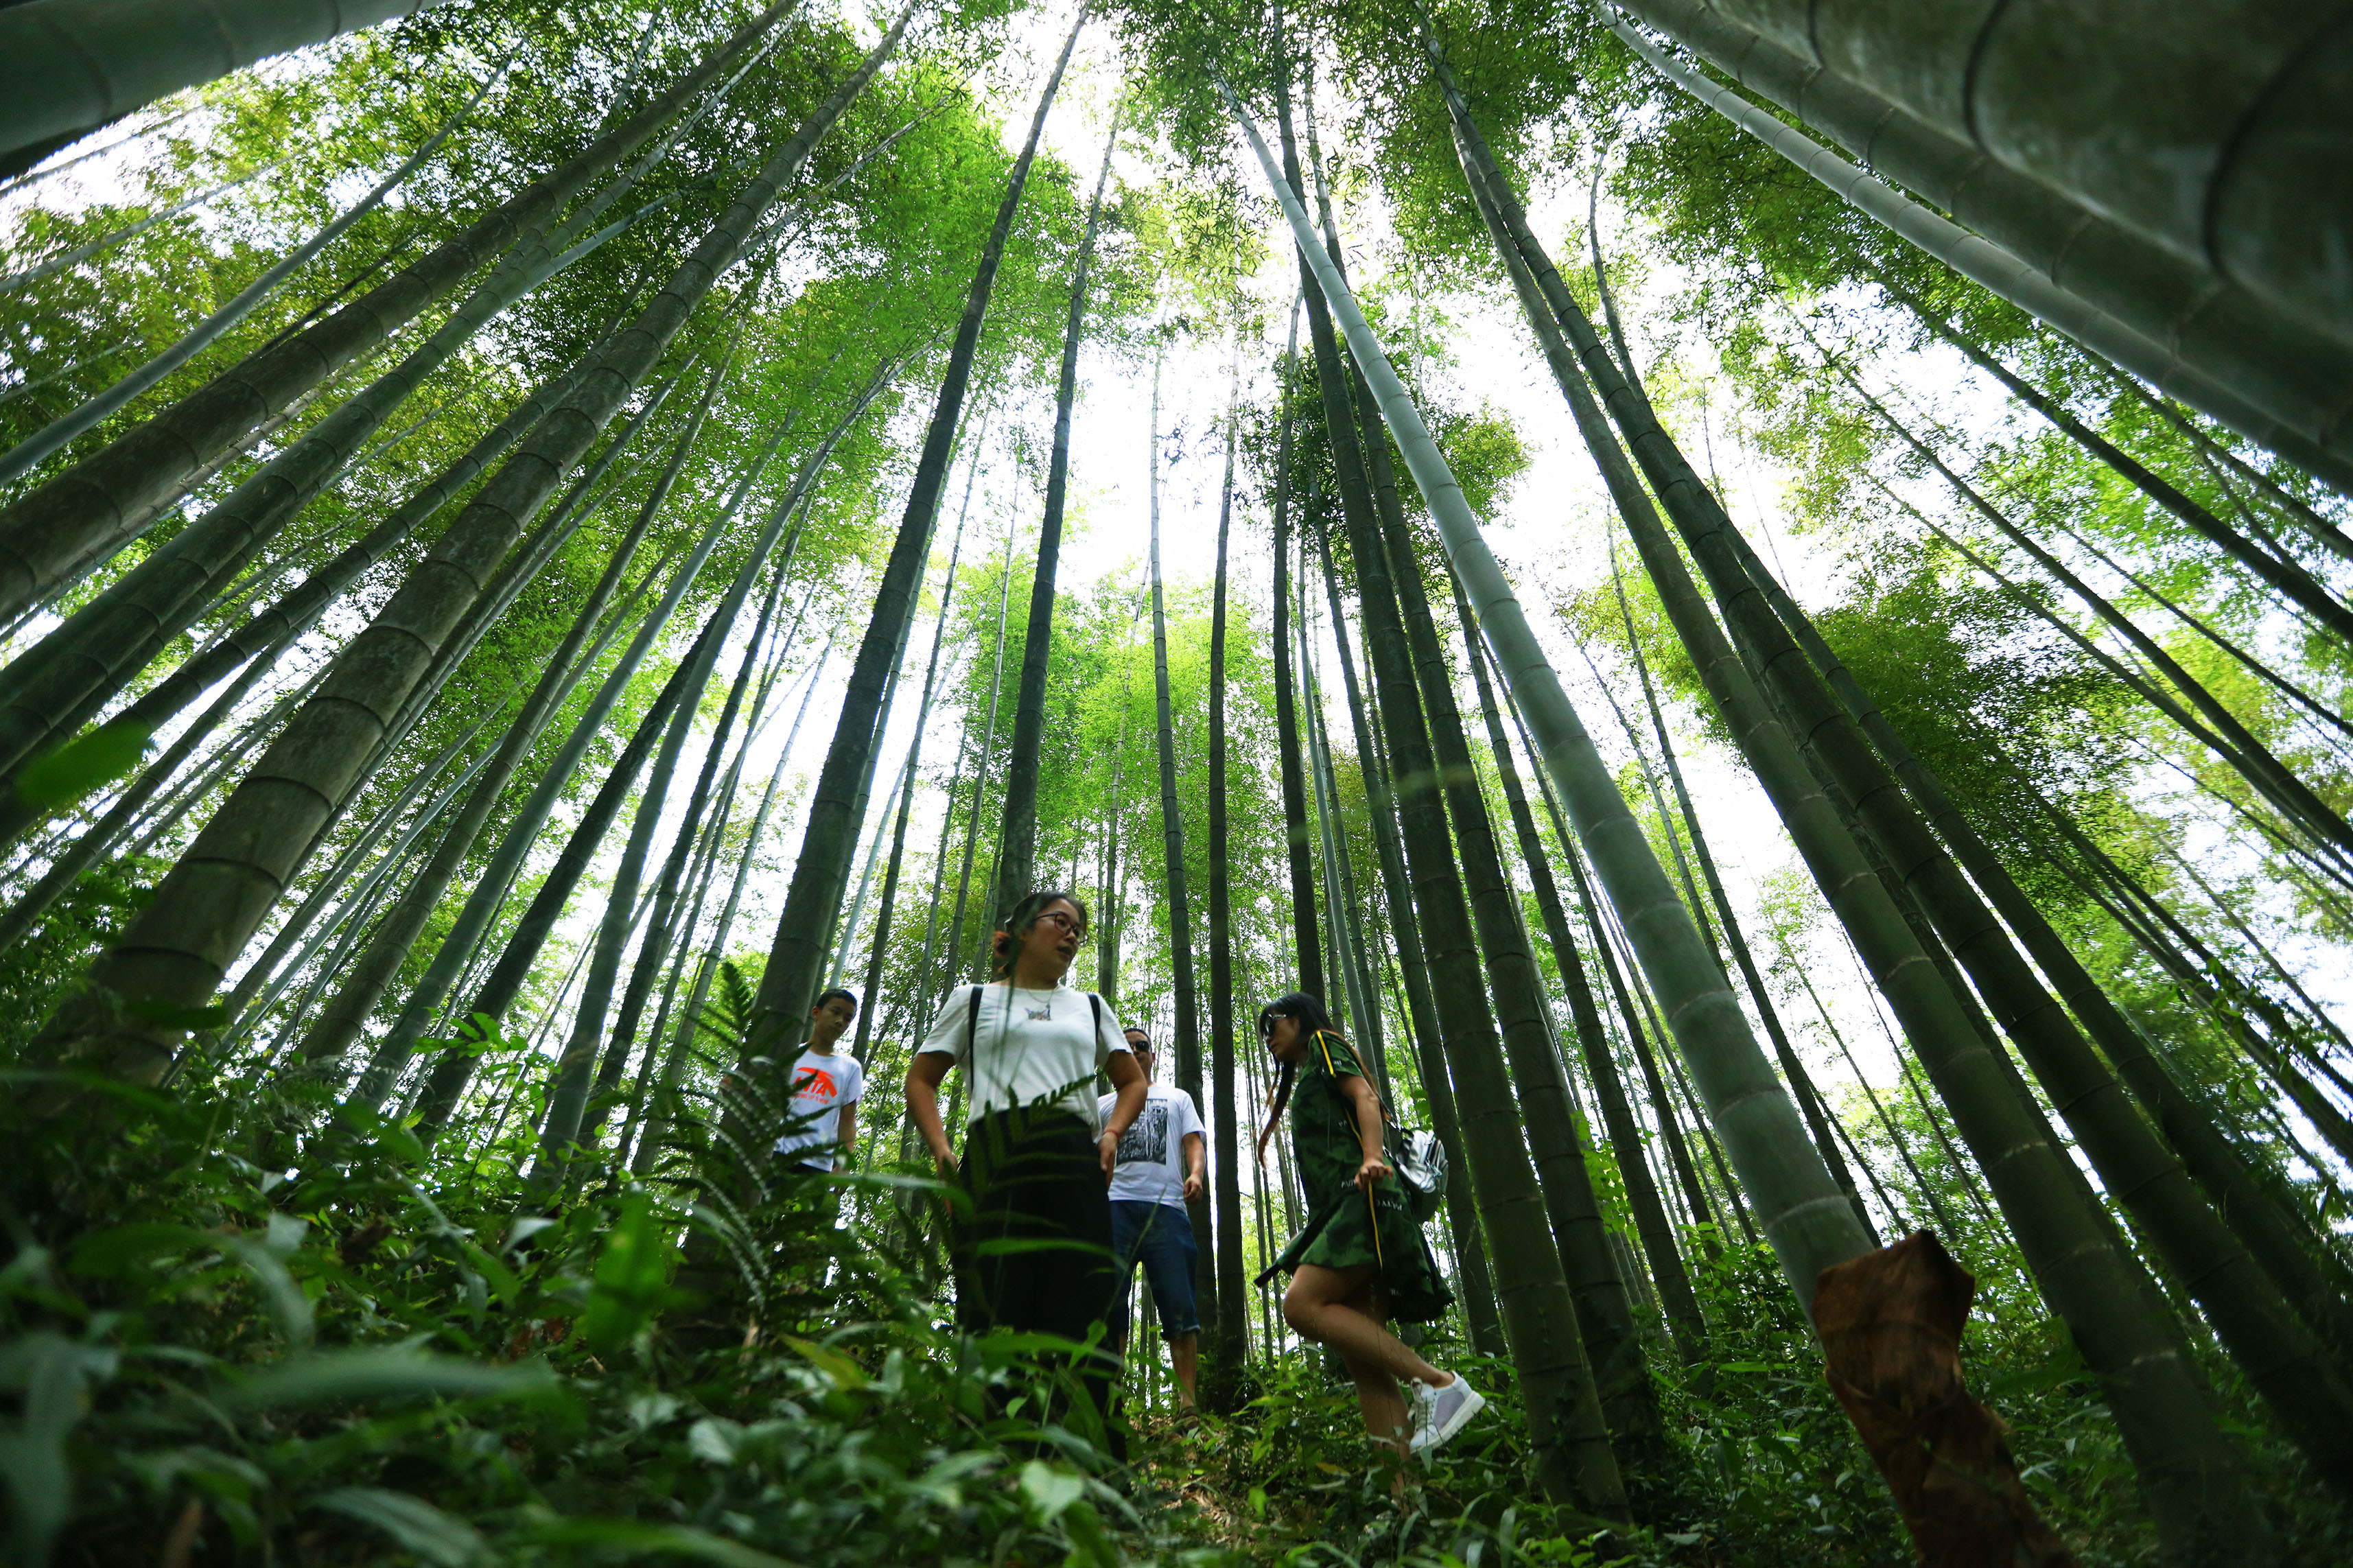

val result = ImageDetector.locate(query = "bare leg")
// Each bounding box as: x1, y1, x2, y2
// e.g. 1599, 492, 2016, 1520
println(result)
1338, 1276, 1410, 1455
1169, 1331, 1199, 1409
1283, 1263, 1449, 1386
1285, 1264, 1453, 1453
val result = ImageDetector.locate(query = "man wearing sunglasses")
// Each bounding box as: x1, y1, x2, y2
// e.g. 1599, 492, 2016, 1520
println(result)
1098, 1027, 1207, 1412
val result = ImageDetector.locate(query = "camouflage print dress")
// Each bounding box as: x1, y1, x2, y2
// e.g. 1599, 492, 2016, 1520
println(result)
1268, 1030, 1454, 1324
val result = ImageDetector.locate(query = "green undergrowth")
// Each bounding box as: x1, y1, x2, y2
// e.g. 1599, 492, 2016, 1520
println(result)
1, 1066, 2345, 1565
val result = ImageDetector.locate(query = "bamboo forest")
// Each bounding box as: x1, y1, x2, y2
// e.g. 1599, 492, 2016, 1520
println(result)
6, 0, 2353, 1563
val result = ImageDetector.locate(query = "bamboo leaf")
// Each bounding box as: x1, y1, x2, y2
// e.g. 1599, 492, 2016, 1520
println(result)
582, 1192, 677, 1354
224, 1348, 557, 1410
525, 1518, 796, 1566
309, 1488, 488, 1567
14, 724, 151, 810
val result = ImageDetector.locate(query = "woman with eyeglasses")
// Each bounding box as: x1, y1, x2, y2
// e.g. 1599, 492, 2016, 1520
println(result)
906, 889, 1146, 1456
1257, 991, 1483, 1460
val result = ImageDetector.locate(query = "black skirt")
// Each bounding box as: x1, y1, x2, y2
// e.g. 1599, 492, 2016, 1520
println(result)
953, 1107, 1121, 1344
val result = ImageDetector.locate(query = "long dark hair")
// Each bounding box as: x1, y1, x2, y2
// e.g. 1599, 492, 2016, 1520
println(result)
1254, 990, 1337, 1164
990, 889, 1090, 981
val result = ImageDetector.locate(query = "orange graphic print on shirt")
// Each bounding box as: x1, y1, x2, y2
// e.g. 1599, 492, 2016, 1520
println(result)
793, 1064, 840, 1103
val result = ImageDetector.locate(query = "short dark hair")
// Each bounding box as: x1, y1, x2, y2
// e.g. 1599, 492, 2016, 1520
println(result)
1124, 1027, 1152, 1049
812, 987, 857, 1015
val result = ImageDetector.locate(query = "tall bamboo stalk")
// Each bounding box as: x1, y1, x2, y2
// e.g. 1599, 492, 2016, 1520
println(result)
1145, 327, 1216, 1335
1206, 329, 1250, 1395
751, 3, 1078, 1053
1436, 71, 2284, 1549
1599, 555, 1873, 1240
1309, 522, 1503, 1354
1245, 52, 1625, 1510
853, 484, 973, 1065
993, 103, 1119, 916
0, 1, 807, 623
1458, 587, 1713, 1361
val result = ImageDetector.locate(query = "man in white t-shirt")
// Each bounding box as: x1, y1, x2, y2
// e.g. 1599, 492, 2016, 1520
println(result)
1098, 1027, 1206, 1410
773, 988, 865, 1174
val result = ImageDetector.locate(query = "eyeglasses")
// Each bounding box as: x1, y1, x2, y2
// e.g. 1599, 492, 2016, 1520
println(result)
1032, 909, 1084, 935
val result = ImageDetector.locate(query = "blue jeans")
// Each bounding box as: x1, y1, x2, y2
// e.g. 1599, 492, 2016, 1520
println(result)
1108, 1199, 1199, 1344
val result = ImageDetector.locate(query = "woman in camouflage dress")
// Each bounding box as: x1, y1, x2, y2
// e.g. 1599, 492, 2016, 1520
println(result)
1258, 992, 1484, 1458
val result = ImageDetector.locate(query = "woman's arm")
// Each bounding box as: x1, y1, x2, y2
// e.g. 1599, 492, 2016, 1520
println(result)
905, 1053, 957, 1173
1339, 1073, 1392, 1190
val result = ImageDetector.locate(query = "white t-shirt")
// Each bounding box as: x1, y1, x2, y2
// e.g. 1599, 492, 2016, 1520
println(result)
773, 1047, 865, 1166
1099, 1082, 1205, 1209
918, 983, 1132, 1130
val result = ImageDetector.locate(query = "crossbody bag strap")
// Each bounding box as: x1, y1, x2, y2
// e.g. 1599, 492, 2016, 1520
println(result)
965, 985, 985, 1119
1311, 1029, 1384, 1111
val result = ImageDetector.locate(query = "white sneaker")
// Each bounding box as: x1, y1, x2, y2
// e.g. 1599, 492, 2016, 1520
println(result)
1409, 1372, 1485, 1455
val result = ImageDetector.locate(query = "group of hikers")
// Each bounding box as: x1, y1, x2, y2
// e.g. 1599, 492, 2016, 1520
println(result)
766, 888, 1488, 1462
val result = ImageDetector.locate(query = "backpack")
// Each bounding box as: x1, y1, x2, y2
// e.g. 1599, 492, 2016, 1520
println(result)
1307, 1029, 1447, 1224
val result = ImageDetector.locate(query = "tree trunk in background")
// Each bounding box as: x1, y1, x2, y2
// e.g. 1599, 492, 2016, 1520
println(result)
852, 492, 973, 1065
1457, 585, 1711, 1365
1312, 506, 1504, 1359
1263, 52, 1624, 1513
405, 619, 723, 1138
1206, 355, 1250, 1403
751, 3, 1075, 1055
27, 19, 896, 1093
994, 106, 1117, 919
1440, 71, 2276, 1549
1267, 297, 1324, 1003
1147, 336, 1217, 1341
1591, 889, 1722, 1253
1295, 535, 1380, 1092
939, 514, 1018, 1010
823, 632, 918, 986
1094, 637, 1132, 1016
1601, 557, 1875, 1243
0, 1, 803, 622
